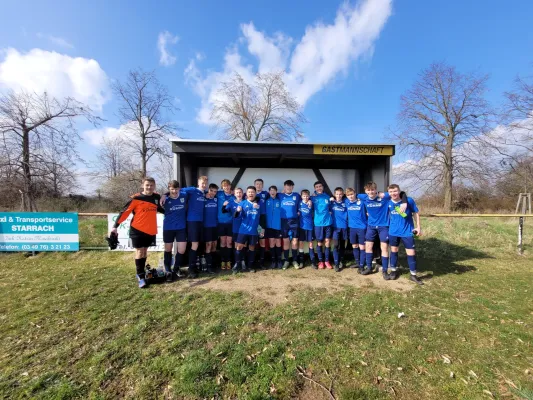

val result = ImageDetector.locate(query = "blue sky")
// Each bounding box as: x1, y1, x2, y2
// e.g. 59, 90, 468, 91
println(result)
1, 0, 532, 158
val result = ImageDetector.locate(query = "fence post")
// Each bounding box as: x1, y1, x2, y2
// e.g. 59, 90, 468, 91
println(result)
518, 217, 524, 255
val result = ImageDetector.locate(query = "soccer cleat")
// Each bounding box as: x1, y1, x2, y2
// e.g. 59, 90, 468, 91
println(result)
166, 271, 173, 282
269, 262, 276, 270
312, 263, 318, 270
137, 275, 148, 288
325, 261, 333, 270
293, 260, 299, 269
388, 270, 398, 280
382, 272, 390, 280
351, 262, 358, 269
339, 261, 344, 269
334, 264, 341, 273
282, 261, 289, 270
409, 274, 424, 285
361, 267, 373, 275
357, 267, 363, 274
207, 267, 215, 275
318, 262, 325, 269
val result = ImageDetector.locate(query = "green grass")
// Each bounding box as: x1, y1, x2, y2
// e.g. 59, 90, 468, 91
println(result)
1, 218, 532, 399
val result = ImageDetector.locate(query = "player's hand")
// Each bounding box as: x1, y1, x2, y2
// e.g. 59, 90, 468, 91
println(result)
253, 203, 260, 209
223, 201, 229, 206
399, 203, 407, 213
378, 192, 385, 199
307, 200, 312, 207
160, 195, 167, 206
330, 197, 334, 201
413, 228, 421, 236
237, 206, 242, 212
109, 227, 118, 236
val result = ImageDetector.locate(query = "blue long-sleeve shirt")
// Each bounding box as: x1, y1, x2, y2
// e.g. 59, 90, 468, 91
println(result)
237, 200, 261, 235
311, 193, 333, 227
216, 190, 234, 224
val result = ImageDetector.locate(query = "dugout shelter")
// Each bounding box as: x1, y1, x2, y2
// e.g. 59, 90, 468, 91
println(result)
170, 139, 395, 194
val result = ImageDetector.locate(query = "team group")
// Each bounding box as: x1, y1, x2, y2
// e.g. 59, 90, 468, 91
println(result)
110, 176, 423, 288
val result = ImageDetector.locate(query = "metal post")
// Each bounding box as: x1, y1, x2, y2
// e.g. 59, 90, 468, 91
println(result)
518, 216, 524, 255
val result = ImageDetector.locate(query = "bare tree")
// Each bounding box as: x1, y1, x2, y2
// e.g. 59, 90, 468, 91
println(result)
390, 62, 492, 211
112, 68, 180, 178
211, 72, 306, 142
92, 136, 137, 180
0, 90, 100, 211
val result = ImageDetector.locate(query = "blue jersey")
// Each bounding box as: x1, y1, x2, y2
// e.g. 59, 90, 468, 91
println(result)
163, 192, 187, 230
265, 196, 281, 230
182, 187, 205, 222
311, 193, 333, 226
256, 190, 269, 215
216, 190, 234, 224
225, 199, 243, 234
238, 200, 261, 234
388, 198, 419, 237
346, 199, 367, 229
298, 201, 313, 230
203, 197, 218, 228
358, 193, 391, 227
331, 200, 348, 229
278, 192, 301, 219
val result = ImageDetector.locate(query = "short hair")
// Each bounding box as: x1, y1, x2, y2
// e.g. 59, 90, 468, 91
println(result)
388, 183, 400, 191
167, 180, 180, 188
364, 181, 377, 190
254, 178, 264, 184
314, 181, 323, 187
142, 177, 156, 184
246, 186, 257, 192
345, 187, 355, 195
221, 179, 231, 187
198, 176, 208, 183
334, 187, 344, 193
269, 185, 278, 191
284, 180, 295, 186
234, 187, 243, 193
209, 183, 219, 190
301, 189, 310, 196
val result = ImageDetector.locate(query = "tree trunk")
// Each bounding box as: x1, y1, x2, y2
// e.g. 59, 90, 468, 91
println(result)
21, 128, 37, 211
443, 138, 454, 212
141, 135, 147, 179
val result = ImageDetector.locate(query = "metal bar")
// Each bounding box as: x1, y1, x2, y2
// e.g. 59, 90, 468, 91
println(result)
231, 167, 247, 190
78, 213, 109, 216
518, 216, 524, 255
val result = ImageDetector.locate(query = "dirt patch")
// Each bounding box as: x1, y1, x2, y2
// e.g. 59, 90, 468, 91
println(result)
168, 267, 414, 305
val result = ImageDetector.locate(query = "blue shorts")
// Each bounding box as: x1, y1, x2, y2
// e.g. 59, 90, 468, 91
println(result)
265, 228, 282, 239
349, 228, 366, 246
232, 232, 239, 244
236, 233, 258, 246
314, 225, 332, 242
332, 228, 348, 241
281, 218, 299, 239
298, 228, 313, 242
217, 222, 232, 237
365, 226, 389, 243
203, 226, 218, 242
389, 235, 415, 249
163, 228, 187, 243
187, 221, 203, 243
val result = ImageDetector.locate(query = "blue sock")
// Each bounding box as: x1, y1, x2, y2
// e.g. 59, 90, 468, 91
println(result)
317, 245, 323, 261
248, 250, 255, 267
284, 249, 290, 261
220, 246, 227, 262
325, 247, 330, 263
309, 247, 315, 262
366, 251, 373, 269
382, 256, 389, 273
297, 250, 304, 264
407, 255, 417, 274
359, 250, 365, 267
235, 250, 241, 266
259, 246, 265, 262
339, 247, 345, 263
333, 247, 339, 265
353, 247, 359, 265
174, 252, 183, 269
390, 252, 398, 270
205, 253, 212, 268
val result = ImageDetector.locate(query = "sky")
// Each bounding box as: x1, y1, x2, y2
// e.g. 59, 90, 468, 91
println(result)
1, 0, 532, 192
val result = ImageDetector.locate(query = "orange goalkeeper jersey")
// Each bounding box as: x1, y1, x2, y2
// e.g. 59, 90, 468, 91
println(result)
114, 192, 165, 235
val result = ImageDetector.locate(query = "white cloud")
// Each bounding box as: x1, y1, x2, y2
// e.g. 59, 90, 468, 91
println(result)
158, 31, 179, 66
83, 122, 139, 146
0, 48, 110, 111
37, 32, 74, 49
185, 0, 393, 124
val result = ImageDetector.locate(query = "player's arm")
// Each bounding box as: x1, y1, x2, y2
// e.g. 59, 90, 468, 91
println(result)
112, 199, 135, 233
413, 212, 421, 236
357, 193, 367, 200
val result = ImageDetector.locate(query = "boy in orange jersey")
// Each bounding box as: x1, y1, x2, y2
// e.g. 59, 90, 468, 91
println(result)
110, 177, 165, 288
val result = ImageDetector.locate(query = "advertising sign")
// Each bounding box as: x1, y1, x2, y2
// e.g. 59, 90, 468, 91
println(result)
0, 212, 79, 251
107, 213, 165, 251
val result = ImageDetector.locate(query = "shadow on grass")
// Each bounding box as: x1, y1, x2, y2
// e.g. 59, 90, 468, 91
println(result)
400, 237, 492, 278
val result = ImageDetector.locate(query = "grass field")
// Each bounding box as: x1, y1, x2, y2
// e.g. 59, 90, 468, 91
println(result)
1, 218, 532, 399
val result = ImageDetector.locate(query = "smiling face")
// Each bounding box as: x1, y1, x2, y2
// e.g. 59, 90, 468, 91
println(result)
246, 188, 256, 201
222, 182, 231, 194
347, 193, 356, 202
388, 187, 401, 201
234, 188, 243, 200
269, 187, 277, 198
198, 177, 208, 191
334, 190, 343, 202
284, 184, 294, 194
168, 186, 180, 197
142, 180, 155, 195
207, 188, 218, 198
302, 193, 310, 202
254, 180, 264, 192
314, 183, 324, 194
365, 186, 377, 199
